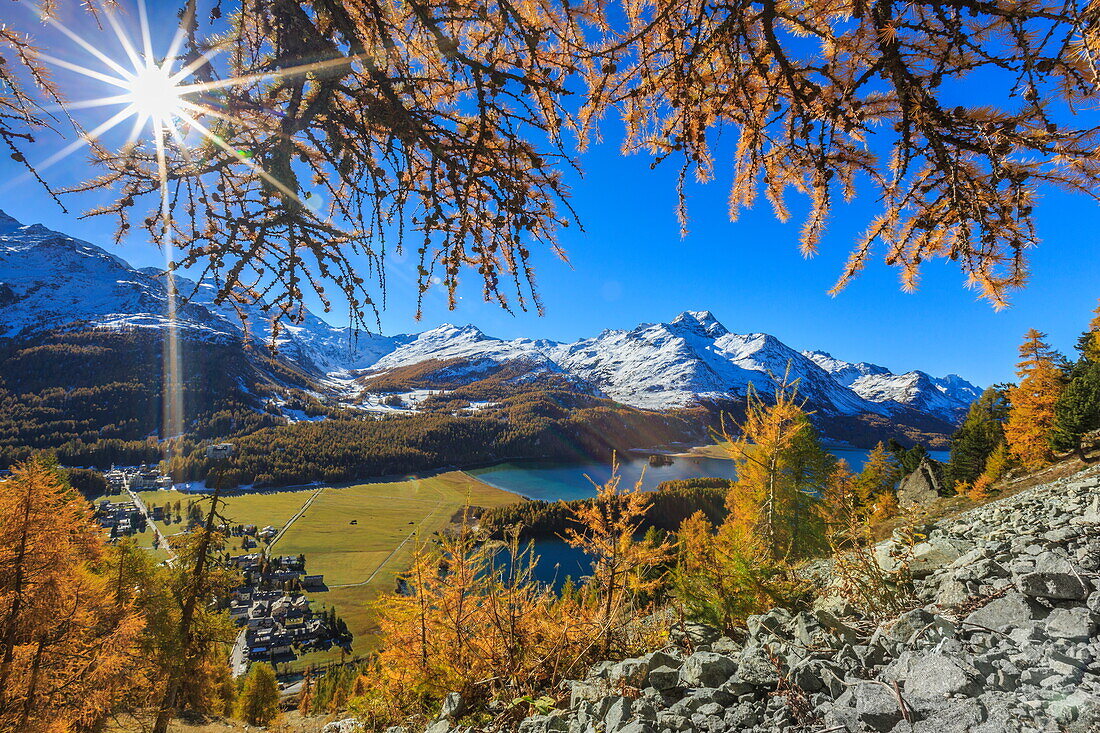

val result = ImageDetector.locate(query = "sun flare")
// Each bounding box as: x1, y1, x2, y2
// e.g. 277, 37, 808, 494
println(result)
122, 62, 185, 125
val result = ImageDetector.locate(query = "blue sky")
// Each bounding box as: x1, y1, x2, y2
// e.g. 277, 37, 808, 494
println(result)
1, 3, 1097, 388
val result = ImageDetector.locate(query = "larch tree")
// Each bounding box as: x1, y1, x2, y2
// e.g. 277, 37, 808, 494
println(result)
1005, 329, 1066, 471
722, 383, 833, 563
235, 662, 280, 726
3, 2, 1100, 329
563, 473, 671, 656
0, 456, 146, 733
853, 441, 900, 512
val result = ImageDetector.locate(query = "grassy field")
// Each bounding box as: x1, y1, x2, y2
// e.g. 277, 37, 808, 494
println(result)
138, 471, 522, 663
135, 487, 317, 554
271, 471, 522, 658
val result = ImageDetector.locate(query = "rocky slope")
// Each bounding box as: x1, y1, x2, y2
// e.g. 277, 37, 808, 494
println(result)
404, 467, 1100, 733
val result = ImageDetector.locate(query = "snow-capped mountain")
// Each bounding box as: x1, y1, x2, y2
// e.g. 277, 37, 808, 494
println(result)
0, 210, 397, 373
804, 350, 981, 421
0, 210, 980, 426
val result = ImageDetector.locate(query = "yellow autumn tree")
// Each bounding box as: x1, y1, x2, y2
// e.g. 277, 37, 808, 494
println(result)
854, 442, 901, 521
724, 383, 832, 562
821, 462, 911, 621
563, 473, 671, 656
1005, 329, 1066, 470
673, 381, 832, 630
0, 456, 146, 733
969, 443, 1010, 501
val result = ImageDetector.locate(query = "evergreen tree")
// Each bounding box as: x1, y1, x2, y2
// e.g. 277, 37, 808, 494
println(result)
236, 663, 280, 726
1005, 330, 1066, 470
947, 386, 1009, 487
1052, 302, 1100, 455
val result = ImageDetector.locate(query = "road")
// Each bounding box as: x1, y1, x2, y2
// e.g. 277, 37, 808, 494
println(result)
229, 627, 249, 677
125, 485, 177, 565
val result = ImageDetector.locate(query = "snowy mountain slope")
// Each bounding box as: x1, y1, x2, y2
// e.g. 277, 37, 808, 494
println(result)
0, 210, 980, 426
0, 210, 397, 373
804, 349, 981, 421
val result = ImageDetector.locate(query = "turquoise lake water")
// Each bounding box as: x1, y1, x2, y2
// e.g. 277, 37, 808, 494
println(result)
469, 448, 949, 502
482, 446, 950, 588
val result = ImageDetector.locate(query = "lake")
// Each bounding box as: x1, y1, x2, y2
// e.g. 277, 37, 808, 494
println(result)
483, 446, 949, 588
469, 447, 949, 502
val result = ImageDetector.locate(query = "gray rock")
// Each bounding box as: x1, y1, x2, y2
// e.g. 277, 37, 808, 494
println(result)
1017, 570, 1090, 600
647, 665, 680, 691
604, 697, 631, 732
617, 722, 654, 733
609, 658, 649, 687
826, 681, 904, 732
1043, 606, 1095, 640
911, 537, 967, 575
910, 697, 987, 732
964, 591, 1035, 632
439, 692, 464, 720
733, 645, 779, 687
644, 649, 683, 671
678, 651, 737, 688
323, 720, 364, 733
903, 653, 981, 701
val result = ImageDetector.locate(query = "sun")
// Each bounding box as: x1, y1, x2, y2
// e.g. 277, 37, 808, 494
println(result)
122, 62, 185, 126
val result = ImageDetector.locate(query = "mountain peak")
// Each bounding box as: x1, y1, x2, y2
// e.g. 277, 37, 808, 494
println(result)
0, 210, 23, 235
671, 310, 729, 338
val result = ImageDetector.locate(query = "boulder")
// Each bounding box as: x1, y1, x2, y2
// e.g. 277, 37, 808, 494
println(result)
825, 681, 904, 732
439, 692, 465, 720
603, 697, 632, 733
964, 591, 1035, 633
732, 645, 779, 687
1043, 606, 1095, 641
647, 665, 681, 691
897, 457, 947, 508
888, 652, 981, 701
608, 658, 649, 687
910, 537, 967, 575
323, 720, 364, 733
678, 651, 737, 688
1016, 570, 1090, 600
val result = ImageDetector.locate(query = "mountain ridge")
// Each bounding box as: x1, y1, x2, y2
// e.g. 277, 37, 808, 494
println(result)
0, 209, 979, 429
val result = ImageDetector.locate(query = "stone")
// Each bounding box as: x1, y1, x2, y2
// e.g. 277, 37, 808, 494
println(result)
910, 697, 987, 732
439, 692, 465, 720
883, 608, 934, 643
1043, 607, 1095, 641
911, 538, 967, 575
678, 651, 737, 688
604, 697, 631, 732
323, 720, 364, 733
647, 665, 681, 691
897, 457, 947, 508
644, 649, 683, 671
424, 722, 450, 733
964, 591, 1035, 632
894, 653, 981, 701
609, 658, 649, 687
1016, 570, 1090, 600
617, 722, 654, 733
936, 579, 971, 608
826, 681, 904, 732
733, 645, 779, 687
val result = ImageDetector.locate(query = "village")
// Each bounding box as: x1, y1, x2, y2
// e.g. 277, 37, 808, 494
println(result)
90, 463, 349, 675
